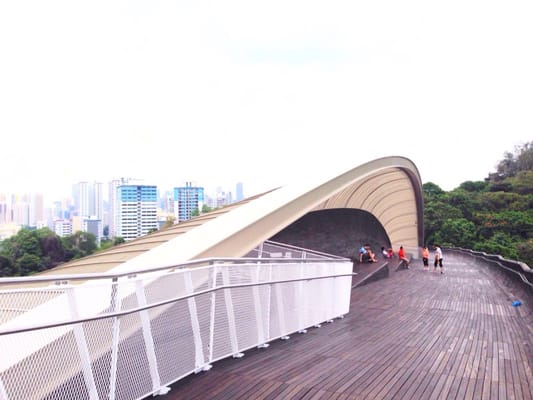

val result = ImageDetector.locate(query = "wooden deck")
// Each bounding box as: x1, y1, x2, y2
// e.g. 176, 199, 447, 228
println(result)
158, 253, 533, 400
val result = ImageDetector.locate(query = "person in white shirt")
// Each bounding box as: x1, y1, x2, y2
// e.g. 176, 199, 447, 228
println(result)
433, 244, 444, 274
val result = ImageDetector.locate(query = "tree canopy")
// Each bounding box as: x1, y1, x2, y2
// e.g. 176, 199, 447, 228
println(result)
424, 141, 533, 266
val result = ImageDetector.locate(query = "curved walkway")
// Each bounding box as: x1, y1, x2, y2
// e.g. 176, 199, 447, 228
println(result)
159, 253, 533, 400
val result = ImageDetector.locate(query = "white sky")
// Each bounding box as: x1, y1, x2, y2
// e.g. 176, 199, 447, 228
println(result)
1, 1, 531, 203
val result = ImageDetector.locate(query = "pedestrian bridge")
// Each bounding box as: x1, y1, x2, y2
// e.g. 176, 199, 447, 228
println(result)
0, 156, 531, 399
161, 249, 533, 400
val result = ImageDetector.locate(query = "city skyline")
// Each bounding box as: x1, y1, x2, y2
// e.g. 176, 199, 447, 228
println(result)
0, 179, 244, 207
1, 2, 531, 204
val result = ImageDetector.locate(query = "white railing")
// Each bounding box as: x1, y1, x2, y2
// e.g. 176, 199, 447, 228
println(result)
0, 257, 353, 400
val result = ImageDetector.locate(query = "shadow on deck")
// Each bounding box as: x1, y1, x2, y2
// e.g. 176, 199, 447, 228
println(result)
158, 253, 533, 400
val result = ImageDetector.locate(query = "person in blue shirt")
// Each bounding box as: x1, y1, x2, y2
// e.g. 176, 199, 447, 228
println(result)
359, 244, 377, 263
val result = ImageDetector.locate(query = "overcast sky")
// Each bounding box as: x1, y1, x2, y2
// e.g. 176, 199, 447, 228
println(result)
1, 1, 531, 203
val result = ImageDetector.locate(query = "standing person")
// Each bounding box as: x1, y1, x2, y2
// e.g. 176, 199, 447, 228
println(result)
398, 245, 410, 269
421, 246, 430, 271
433, 244, 444, 274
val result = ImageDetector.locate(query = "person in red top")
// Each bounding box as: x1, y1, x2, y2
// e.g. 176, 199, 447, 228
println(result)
398, 245, 410, 269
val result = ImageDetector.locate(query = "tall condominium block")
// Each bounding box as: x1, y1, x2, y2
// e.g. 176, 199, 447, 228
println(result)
174, 182, 204, 222
116, 184, 158, 241
236, 182, 244, 201
73, 181, 103, 220
108, 179, 122, 238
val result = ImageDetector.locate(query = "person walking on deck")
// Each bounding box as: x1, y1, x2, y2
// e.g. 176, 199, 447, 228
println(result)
433, 244, 444, 274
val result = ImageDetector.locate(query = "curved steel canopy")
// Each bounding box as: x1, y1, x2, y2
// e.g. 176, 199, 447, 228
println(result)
43, 156, 424, 275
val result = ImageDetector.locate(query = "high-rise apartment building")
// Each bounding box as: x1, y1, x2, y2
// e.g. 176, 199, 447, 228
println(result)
73, 181, 103, 220
108, 179, 122, 238
115, 184, 158, 241
91, 182, 104, 220
174, 182, 204, 222
236, 182, 244, 202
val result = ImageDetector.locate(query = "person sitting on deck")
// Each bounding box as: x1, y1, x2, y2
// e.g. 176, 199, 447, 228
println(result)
398, 245, 410, 269
359, 244, 377, 263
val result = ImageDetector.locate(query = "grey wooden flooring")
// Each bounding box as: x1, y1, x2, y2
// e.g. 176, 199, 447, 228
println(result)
158, 253, 533, 400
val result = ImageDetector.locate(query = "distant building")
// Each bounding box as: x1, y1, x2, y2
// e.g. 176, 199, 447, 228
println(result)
174, 182, 204, 222
108, 179, 121, 238
73, 181, 103, 220
236, 182, 244, 201
82, 217, 103, 245
54, 219, 73, 237
115, 184, 158, 241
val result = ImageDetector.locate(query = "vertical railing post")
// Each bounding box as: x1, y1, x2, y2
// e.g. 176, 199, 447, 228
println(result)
134, 280, 169, 395
108, 277, 121, 400
274, 263, 289, 340
297, 263, 308, 333
221, 267, 243, 357
0, 377, 9, 400
253, 262, 268, 348
183, 271, 208, 372
67, 287, 99, 400
207, 264, 217, 365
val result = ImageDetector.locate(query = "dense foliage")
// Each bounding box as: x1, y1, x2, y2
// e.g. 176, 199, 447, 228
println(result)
424, 141, 533, 266
0, 228, 101, 276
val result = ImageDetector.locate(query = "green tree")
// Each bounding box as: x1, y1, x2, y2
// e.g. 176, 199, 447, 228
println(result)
98, 239, 114, 252
422, 182, 445, 199
458, 180, 489, 192
40, 232, 66, 268
473, 210, 533, 240
506, 170, 533, 195
201, 204, 214, 213
423, 201, 463, 245
1, 229, 42, 261
62, 231, 97, 260
433, 218, 477, 248
113, 237, 125, 246
516, 239, 533, 267
478, 192, 530, 212
0, 255, 18, 277
16, 253, 44, 276
446, 189, 476, 219
473, 232, 517, 260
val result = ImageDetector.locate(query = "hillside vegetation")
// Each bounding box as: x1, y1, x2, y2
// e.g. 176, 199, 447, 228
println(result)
424, 141, 533, 266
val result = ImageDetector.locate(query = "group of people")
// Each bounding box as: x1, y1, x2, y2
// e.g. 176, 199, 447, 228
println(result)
358, 243, 445, 273
421, 244, 444, 273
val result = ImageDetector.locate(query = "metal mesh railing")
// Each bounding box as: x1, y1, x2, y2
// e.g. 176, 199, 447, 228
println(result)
446, 247, 533, 289
0, 257, 353, 400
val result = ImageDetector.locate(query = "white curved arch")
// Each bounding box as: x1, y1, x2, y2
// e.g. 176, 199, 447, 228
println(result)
112, 156, 423, 272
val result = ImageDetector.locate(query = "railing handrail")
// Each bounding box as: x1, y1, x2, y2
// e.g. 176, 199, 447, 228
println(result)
0, 267, 356, 337
0, 256, 350, 287
261, 240, 348, 259
446, 247, 533, 289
